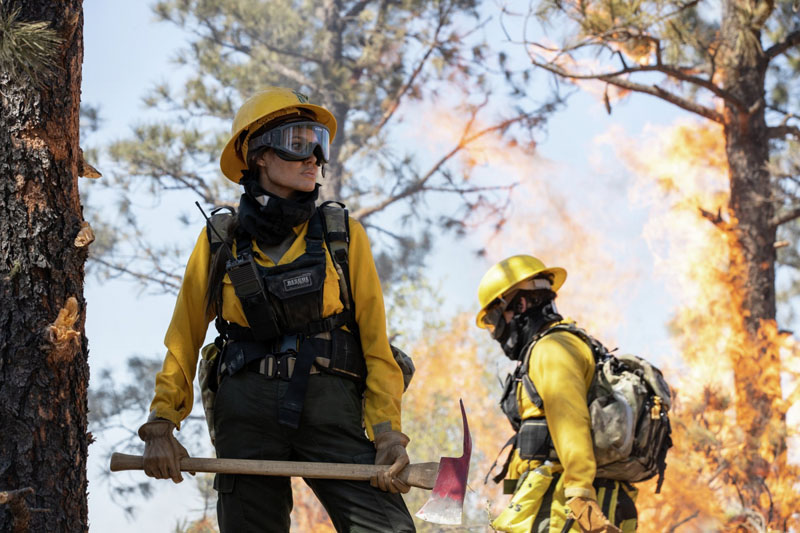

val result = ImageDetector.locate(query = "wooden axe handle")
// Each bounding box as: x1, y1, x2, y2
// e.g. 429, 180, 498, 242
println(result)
110, 453, 439, 490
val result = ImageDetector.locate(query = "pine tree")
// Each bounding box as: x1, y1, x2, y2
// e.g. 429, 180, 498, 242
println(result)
0, 1, 90, 531
91, 0, 553, 292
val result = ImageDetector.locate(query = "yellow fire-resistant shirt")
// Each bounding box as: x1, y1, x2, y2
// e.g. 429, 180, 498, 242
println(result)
148, 216, 404, 440
507, 325, 597, 501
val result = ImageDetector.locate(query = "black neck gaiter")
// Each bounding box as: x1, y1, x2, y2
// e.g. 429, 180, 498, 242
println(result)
497, 302, 562, 361
237, 178, 319, 245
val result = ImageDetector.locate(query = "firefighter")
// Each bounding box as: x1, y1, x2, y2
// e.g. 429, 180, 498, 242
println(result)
476, 255, 637, 533
137, 87, 415, 532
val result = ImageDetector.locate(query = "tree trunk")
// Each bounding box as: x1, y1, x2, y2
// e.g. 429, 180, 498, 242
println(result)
720, 0, 784, 521
0, 1, 88, 532
319, 0, 348, 203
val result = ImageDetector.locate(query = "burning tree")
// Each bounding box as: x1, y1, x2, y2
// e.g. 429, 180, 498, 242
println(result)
0, 1, 91, 532
502, 0, 800, 529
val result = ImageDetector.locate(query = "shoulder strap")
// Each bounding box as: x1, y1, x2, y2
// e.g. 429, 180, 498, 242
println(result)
318, 201, 357, 322
518, 323, 605, 409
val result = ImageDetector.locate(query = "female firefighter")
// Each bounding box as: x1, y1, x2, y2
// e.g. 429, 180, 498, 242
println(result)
137, 87, 416, 532
476, 255, 637, 533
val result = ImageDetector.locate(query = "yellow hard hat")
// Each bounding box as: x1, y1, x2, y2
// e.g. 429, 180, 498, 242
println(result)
220, 87, 338, 183
475, 255, 566, 328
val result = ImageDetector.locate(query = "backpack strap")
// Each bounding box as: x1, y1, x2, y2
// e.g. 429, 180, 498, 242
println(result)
318, 201, 358, 329
519, 323, 605, 409
484, 433, 518, 487
204, 206, 237, 341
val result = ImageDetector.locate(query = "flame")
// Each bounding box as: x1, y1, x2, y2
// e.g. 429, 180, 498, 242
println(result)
611, 119, 800, 531
422, 102, 800, 530
420, 105, 639, 339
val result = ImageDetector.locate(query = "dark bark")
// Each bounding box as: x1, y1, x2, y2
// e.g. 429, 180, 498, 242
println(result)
720, 0, 784, 520
0, 1, 88, 532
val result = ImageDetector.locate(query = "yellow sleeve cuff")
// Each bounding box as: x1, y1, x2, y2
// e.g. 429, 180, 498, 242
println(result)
149, 407, 183, 429
565, 486, 596, 500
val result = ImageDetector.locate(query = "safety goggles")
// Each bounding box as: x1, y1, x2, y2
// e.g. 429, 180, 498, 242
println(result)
481, 293, 517, 340
248, 121, 330, 164
480, 277, 553, 339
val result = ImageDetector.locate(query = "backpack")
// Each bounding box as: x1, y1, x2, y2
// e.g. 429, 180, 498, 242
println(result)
502, 323, 672, 491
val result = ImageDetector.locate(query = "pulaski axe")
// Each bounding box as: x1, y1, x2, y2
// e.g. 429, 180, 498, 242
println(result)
111, 400, 472, 525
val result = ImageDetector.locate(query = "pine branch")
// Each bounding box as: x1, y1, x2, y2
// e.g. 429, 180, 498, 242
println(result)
352, 109, 535, 220
344, 0, 372, 19
342, 11, 448, 162
699, 206, 731, 228
195, 15, 320, 68
527, 37, 742, 112
770, 207, 800, 228
764, 30, 800, 60
668, 511, 699, 532
619, 58, 740, 109
768, 124, 800, 140
0, 5, 62, 86
89, 256, 182, 293
529, 59, 725, 123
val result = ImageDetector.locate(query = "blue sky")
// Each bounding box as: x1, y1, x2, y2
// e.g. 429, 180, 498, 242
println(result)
80, 0, 692, 530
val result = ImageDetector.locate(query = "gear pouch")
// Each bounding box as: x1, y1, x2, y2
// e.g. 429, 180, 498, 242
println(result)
263, 257, 326, 332
491, 464, 556, 533
326, 328, 367, 381
198, 342, 220, 445
517, 417, 553, 461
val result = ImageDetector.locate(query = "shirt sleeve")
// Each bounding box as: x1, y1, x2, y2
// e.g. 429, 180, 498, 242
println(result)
149, 229, 214, 429
347, 218, 404, 439
528, 331, 597, 500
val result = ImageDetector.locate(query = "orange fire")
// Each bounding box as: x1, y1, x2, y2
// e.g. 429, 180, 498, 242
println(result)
612, 120, 800, 531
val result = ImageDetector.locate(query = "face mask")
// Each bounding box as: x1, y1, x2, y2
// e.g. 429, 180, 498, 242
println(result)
494, 294, 561, 361
500, 312, 535, 361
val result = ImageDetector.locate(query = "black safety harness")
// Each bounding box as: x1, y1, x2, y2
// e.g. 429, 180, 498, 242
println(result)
206, 202, 366, 429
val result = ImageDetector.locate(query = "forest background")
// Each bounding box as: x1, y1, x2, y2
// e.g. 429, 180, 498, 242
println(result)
79, 1, 677, 530
1, 0, 797, 531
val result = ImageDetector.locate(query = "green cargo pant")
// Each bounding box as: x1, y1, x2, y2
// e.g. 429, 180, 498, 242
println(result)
213, 370, 416, 533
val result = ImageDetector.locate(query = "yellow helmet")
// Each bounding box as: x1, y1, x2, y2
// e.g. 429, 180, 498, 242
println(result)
220, 87, 338, 183
475, 255, 566, 328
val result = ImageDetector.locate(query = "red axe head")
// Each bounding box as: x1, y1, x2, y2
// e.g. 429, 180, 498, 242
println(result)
415, 399, 472, 525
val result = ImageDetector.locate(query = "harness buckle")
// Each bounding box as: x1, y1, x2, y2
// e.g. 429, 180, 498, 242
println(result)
274, 351, 297, 380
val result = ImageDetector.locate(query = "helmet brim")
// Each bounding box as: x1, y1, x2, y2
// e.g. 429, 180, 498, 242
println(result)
475, 266, 566, 329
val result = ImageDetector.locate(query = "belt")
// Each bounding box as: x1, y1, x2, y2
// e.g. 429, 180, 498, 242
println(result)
244, 352, 323, 380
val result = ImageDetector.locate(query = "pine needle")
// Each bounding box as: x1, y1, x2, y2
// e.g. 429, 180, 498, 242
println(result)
0, 2, 63, 86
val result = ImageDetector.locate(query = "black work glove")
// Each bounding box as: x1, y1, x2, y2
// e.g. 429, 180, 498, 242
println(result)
370, 430, 411, 494
138, 416, 190, 484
